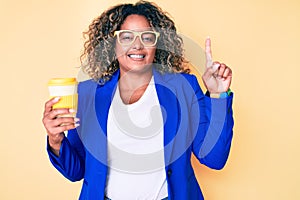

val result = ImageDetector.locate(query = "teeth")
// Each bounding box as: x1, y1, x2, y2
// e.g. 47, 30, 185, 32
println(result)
129, 54, 145, 58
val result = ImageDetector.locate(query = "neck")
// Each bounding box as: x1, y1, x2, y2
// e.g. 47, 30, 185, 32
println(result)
118, 68, 153, 104
119, 68, 153, 91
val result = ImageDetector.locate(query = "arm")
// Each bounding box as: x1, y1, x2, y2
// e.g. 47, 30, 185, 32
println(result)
191, 79, 234, 169
43, 98, 85, 182
47, 128, 86, 182
192, 38, 234, 169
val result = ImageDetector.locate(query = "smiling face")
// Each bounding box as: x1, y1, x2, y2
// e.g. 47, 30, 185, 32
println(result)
115, 14, 156, 76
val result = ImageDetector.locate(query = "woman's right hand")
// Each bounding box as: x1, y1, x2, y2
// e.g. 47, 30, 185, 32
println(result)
42, 97, 79, 155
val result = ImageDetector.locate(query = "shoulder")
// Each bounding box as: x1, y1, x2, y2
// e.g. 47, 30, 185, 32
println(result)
78, 79, 98, 95
157, 71, 199, 87
78, 79, 97, 88
154, 71, 203, 97
179, 72, 198, 83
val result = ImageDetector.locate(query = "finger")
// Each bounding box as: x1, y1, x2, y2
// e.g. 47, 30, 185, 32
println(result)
223, 67, 232, 78
51, 117, 80, 128
56, 123, 80, 133
44, 97, 61, 115
202, 62, 220, 80
212, 62, 220, 72
218, 63, 226, 78
45, 118, 80, 135
48, 123, 80, 137
211, 62, 221, 78
42, 108, 77, 135
205, 37, 213, 68
47, 108, 75, 120
202, 63, 220, 80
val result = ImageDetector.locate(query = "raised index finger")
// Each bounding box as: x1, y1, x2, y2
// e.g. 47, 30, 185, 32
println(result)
205, 37, 213, 68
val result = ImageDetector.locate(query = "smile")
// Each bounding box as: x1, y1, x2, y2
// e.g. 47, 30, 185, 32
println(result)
128, 54, 145, 59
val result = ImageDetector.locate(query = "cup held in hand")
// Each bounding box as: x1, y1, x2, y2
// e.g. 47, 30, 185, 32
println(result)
48, 78, 78, 117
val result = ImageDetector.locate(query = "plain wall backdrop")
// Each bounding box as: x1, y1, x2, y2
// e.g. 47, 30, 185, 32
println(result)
0, 0, 299, 199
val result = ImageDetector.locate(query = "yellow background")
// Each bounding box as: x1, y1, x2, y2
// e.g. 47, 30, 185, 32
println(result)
1, 0, 299, 199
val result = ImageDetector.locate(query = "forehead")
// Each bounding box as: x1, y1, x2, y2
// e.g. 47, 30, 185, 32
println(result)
120, 14, 151, 31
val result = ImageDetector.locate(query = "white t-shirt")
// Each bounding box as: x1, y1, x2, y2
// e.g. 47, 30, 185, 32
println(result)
105, 77, 168, 200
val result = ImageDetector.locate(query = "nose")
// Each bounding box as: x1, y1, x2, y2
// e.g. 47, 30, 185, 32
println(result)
132, 35, 144, 50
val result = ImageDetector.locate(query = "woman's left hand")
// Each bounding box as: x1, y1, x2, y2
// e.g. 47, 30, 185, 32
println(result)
202, 38, 232, 94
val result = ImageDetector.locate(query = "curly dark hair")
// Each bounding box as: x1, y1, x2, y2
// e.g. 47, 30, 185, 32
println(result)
80, 0, 190, 83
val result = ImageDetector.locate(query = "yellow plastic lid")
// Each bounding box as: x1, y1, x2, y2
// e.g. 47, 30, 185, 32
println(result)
48, 78, 77, 86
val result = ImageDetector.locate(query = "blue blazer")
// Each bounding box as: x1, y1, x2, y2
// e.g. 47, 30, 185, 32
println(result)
47, 68, 234, 200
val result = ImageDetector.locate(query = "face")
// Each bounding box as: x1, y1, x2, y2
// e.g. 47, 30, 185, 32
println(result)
115, 14, 157, 75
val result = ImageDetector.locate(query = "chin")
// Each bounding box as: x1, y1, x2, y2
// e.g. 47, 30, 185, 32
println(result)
124, 63, 153, 74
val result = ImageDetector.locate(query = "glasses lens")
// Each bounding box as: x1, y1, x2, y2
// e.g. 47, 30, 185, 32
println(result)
119, 31, 135, 45
141, 32, 157, 45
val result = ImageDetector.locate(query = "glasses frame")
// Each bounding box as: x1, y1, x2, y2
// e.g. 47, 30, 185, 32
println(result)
114, 30, 160, 47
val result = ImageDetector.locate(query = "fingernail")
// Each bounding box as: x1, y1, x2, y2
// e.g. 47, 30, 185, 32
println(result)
74, 118, 80, 122
75, 123, 80, 128
54, 97, 60, 102
69, 109, 76, 113
212, 63, 220, 71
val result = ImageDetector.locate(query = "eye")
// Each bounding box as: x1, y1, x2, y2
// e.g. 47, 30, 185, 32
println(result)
142, 33, 156, 43
119, 32, 134, 42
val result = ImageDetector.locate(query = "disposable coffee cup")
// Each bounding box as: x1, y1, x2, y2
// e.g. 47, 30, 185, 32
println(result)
48, 78, 78, 117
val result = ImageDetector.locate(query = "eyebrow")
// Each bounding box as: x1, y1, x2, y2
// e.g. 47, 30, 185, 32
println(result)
119, 27, 153, 31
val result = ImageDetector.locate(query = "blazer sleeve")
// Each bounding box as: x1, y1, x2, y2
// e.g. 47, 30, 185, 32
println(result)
47, 128, 85, 182
190, 75, 234, 170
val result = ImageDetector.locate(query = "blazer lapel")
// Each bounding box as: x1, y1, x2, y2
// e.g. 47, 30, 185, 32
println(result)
153, 69, 179, 166
95, 71, 119, 136
89, 70, 119, 165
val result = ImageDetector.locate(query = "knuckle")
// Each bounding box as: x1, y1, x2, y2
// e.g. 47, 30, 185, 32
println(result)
51, 110, 61, 118
54, 108, 68, 115
55, 127, 65, 133
42, 119, 51, 127
47, 128, 61, 137
45, 100, 53, 108
65, 125, 75, 131
57, 117, 73, 124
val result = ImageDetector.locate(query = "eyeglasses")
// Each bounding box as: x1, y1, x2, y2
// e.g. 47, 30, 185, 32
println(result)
114, 30, 160, 47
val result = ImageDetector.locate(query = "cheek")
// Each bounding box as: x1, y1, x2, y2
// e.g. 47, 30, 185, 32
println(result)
115, 43, 128, 58
115, 45, 122, 57
148, 48, 156, 60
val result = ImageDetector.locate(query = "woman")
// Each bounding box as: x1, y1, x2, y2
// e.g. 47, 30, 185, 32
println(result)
42, 1, 234, 199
